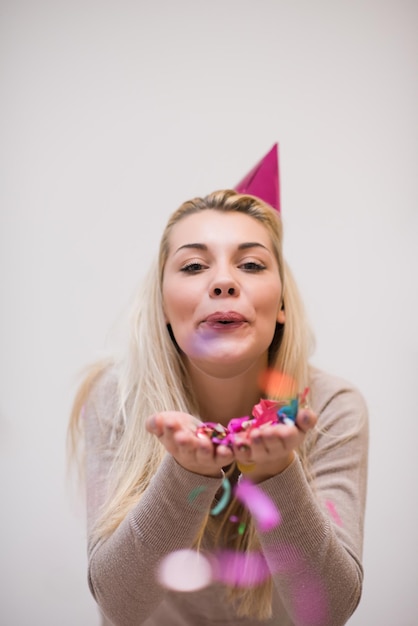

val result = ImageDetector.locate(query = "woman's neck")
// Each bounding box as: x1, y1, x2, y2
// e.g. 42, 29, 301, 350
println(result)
186, 357, 266, 425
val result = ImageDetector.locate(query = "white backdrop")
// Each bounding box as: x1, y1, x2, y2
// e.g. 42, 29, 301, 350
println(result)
1, 1, 417, 624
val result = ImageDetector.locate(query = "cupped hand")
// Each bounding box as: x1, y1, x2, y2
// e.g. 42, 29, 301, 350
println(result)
146, 411, 234, 478
232, 407, 318, 483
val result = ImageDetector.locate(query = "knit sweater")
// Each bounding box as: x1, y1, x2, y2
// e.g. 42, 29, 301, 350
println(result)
83, 366, 368, 626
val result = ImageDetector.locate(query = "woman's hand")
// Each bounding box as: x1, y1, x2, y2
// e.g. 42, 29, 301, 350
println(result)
146, 411, 234, 478
232, 407, 318, 483
146, 407, 317, 482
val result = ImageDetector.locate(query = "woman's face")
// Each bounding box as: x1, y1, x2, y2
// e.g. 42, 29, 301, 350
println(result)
162, 210, 285, 377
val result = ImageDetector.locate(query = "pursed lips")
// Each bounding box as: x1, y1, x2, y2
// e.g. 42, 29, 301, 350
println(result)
201, 311, 248, 327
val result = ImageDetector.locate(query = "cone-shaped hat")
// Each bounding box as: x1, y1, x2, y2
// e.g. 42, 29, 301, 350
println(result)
234, 143, 280, 212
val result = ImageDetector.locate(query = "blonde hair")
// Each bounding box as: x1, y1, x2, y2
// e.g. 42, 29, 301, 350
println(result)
68, 190, 315, 620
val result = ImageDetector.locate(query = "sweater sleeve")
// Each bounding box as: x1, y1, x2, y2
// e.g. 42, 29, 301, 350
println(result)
256, 370, 369, 626
83, 369, 224, 626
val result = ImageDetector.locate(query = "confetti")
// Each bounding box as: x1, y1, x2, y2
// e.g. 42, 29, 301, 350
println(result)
183, 330, 225, 360
236, 461, 256, 474
187, 478, 232, 515
325, 500, 343, 526
235, 478, 281, 532
196, 383, 307, 451
157, 549, 212, 592
210, 477, 232, 516
258, 369, 297, 399
187, 485, 208, 507
276, 397, 299, 425
213, 549, 270, 587
251, 399, 283, 426
195, 422, 232, 446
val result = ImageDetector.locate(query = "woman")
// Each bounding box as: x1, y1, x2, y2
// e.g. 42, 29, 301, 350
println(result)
69, 190, 368, 626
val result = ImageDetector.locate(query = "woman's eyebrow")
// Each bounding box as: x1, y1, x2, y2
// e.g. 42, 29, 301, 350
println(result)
238, 242, 269, 251
174, 243, 208, 255
174, 242, 269, 255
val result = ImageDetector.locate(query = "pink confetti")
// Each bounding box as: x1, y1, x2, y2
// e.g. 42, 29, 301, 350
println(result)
213, 550, 270, 587
157, 549, 212, 592
235, 478, 281, 532
252, 398, 282, 424
325, 500, 343, 526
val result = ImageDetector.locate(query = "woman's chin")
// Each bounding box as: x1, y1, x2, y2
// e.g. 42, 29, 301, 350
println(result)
184, 350, 267, 380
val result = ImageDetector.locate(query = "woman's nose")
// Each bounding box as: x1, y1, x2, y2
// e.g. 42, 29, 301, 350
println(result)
213, 286, 236, 296
210, 277, 240, 298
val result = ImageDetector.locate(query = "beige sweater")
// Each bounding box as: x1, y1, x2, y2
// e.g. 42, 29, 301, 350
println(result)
83, 367, 368, 626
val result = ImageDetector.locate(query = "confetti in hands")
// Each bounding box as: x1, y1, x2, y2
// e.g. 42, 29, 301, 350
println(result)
195, 386, 310, 449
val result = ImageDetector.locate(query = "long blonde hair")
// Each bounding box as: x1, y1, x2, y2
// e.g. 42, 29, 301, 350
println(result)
68, 190, 315, 619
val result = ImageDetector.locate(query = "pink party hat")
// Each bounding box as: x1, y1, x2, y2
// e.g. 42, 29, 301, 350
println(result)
234, 143, 280, 212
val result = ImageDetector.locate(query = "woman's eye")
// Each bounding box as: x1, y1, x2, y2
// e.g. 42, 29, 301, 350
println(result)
240, 261, 266, 272
180, 262, 206, 273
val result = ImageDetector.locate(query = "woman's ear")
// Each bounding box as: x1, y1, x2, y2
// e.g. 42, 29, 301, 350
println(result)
277, 303, 285, 325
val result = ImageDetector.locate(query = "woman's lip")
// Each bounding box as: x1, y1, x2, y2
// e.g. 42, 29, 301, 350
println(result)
203, 320, 247, 330
204, 311, 247, 323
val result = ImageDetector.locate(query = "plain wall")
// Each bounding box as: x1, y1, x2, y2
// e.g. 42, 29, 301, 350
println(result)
1, 1, 417, 624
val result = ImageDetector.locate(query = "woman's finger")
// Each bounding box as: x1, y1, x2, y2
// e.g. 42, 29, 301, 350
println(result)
295, 408, 317, 433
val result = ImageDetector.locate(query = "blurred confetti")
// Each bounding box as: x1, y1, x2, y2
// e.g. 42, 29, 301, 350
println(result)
258, 368, 297, 399
187, 478, 232, 516
211, 477, 232, 516
325, 500, 343, 526
187, 485, 208, 507
235, 478, 281, 532
157, 549, 212, 592
213, 549, 270, 587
